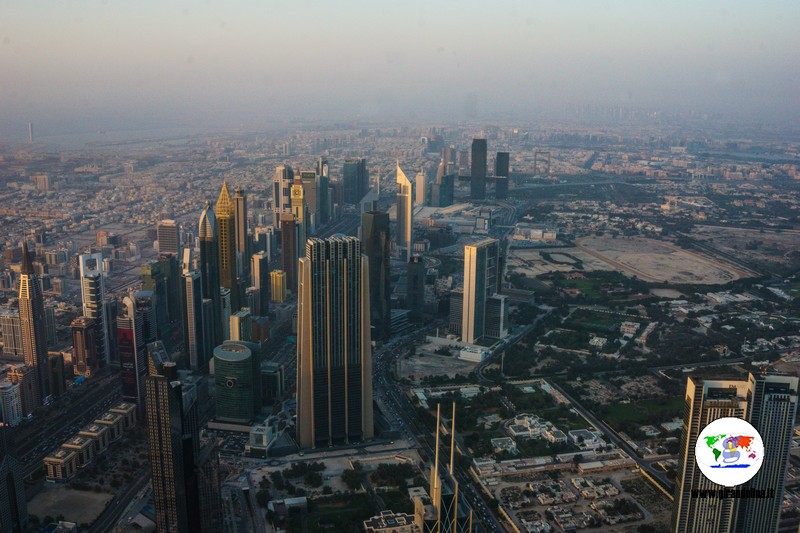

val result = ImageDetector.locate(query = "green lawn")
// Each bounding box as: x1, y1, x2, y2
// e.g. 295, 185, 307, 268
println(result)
539, 406, 589, 430
566, 309, 624, 332
601, 397, 684, 427
559, 279, 602, 298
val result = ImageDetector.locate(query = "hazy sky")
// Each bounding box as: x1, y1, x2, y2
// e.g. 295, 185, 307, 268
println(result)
2, 0, 799, 139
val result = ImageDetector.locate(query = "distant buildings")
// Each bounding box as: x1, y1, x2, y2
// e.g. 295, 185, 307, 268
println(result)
343, 157, 369, 205
156, 219, 180, 255
471, 138, 487, 200
296, 236, 373, 448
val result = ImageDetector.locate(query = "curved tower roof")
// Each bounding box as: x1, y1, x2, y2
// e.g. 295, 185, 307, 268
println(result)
198, 202, 216, 239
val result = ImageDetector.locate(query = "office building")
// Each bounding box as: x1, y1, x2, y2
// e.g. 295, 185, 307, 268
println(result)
495, 151, 509, 199
220, 288, 232, 341
461, 239, 500, 344
79, 253, 109, 366
0, 309, 23, 359
407, 255, 426, 322
133, 290, 158, 344
233, 186, 249, 278
448, 289, 463, 337
146, 340, 190, 532
485, 295, 509, 340
291, 178, 309, 251
198, 202, 222, 349
672, 374, 799, 533
431, 160, 454, 208
251, 252, 270, 316
280, 214, 298, 292
214, 341, 260, 424
7, 365, 37, 417
361, 209, 391, 341
195, 439, 224, 532
296, 236, 373, 448
230, 309, 252, 342
271, 270, 287, 303
316, 157, 330, 225
300, 170, 318, 231
118, 296, 146, 411
272, 164, 294, 226
415, 170, 427, 206
157, 219, 180, 255
470, 138, 487, 200
0, 427, 28, 532
19, 242, 49, 403
48, 352, 66, 397
0, 382, 23, 427
216, 182, 239, 312
343, 157, 368, 205
140, 262, 170, 342
180, 250, 206, 373
396, 164, 413, 262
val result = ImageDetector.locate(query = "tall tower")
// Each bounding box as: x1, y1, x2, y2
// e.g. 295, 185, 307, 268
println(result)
343, 157, 368, 205
462, 238, 499, 344
19, 242, 49, 403
280, 214, 298, 293
0, 426, 29, 532
180, 249, 206, 373
672, 374, 799, 533
71, 317, 99, 378
216, 182, 239, 312
470, 138, 487, 200
233, 186, 249, 278
316, 157, 330, 225
250, 252, 270, 317
272, 164, 294, 226
296, 236, 373, 448
291, 178, 309, 254
361, 209, 391, 341
415, 170, 427, 206
407, 255, 426, 322
495, 151, 510, 200
79, 253, 109, 366
146, 341, 190, 532
396, 164, 413, 262
117, 296, 146, 412
300, 171, 318, 232
156, 219, 180, 255
198, 202, 222, 349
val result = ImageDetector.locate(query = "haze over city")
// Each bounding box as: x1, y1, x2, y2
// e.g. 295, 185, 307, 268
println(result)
3, 0, 800, 141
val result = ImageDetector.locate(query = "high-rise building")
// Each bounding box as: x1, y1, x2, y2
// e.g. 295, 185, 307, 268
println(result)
485, 294, 509, 340
407, 255, 426, 322
79, 253, 109, 366
140, 262, 169, 342
233, 186, 249, 279
291, 178, 309, 253
361, 209, 391, 342
47, 352, 65, 397
230, 309, 251, 342
133, 291, 158, 344
343, 157, 369, 205
213, 341, 261, 424
396, 164, 413, 262
180, 250, 206, 373
296, 236, 373, 448
118, 296, 146, 412
672, 374, 799, 533
317, 157, 330, 225
0, 381, 23, 427
470, 138, 487, 200
250, 252, 270, 316
300, 170, 318, 231
0, 309, 23, 359
146, 340, 190, 532
495, 151, 509, 200
280, 214, 298, 293
216, 182, 239, 312
198, 202, 222, 349
157, 219, 180, 255
272, 164, 294, 226
71, 316, 99, 378
270, 270, 287, 303
7, 365, 38, 417
462, 238, 499, 344
0, 426, 28, 532
415, 171, 427, 206
195, 439, 224, 533
19, 242, 49, 403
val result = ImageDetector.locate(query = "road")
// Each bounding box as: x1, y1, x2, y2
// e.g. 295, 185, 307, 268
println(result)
88, 471, 151, 533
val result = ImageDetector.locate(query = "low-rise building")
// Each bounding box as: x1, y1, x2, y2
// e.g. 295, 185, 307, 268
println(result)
44, 449, 77, 482
363, 510, 418, 533
61, 436, 94, 468
94, 412, 124, 441
79, 423, 110, 454
109, 402, 137, 429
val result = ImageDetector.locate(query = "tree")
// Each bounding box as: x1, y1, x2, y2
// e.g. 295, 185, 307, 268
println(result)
342, 469, 363, 490
256, 489, 271, 508
304, 471, 323, 488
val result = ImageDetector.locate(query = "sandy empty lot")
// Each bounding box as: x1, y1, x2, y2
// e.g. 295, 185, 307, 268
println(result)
575, 236, 749, 284
29, 486, 113, 524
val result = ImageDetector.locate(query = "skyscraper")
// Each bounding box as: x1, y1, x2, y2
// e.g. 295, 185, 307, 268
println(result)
270, 270, 287, 303
291, 178, 309, 254
396, 164, 413, 262
0, 309, 23, 359
157, 219, 180, 255
415, 171, 427, 206
79, 253, 109, 366
19, 242, 49, 403
470, 138, 487, 200
462, 238, 499, 344
146, 340, 190, 532
71, 316, 99, 378
216, 182, 239, 312
296, 236, 373, 448
300, 170, 318, 232
317, 157, 330, 225
272, 164, 294, 226
407, 255, 426, 322
250, 252, 270, 316
280, 214, 298, 293
180, 250, 206, 373
198, 202, 222, 349
672, 374, 799, 533
118, 296, 146, 412
343, 157, 368, 205
214, 341, 261, 424
361, 209, 391, 341
0, 426, 28, 532
233, 185, 249, 279
495, 151, 510, 200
